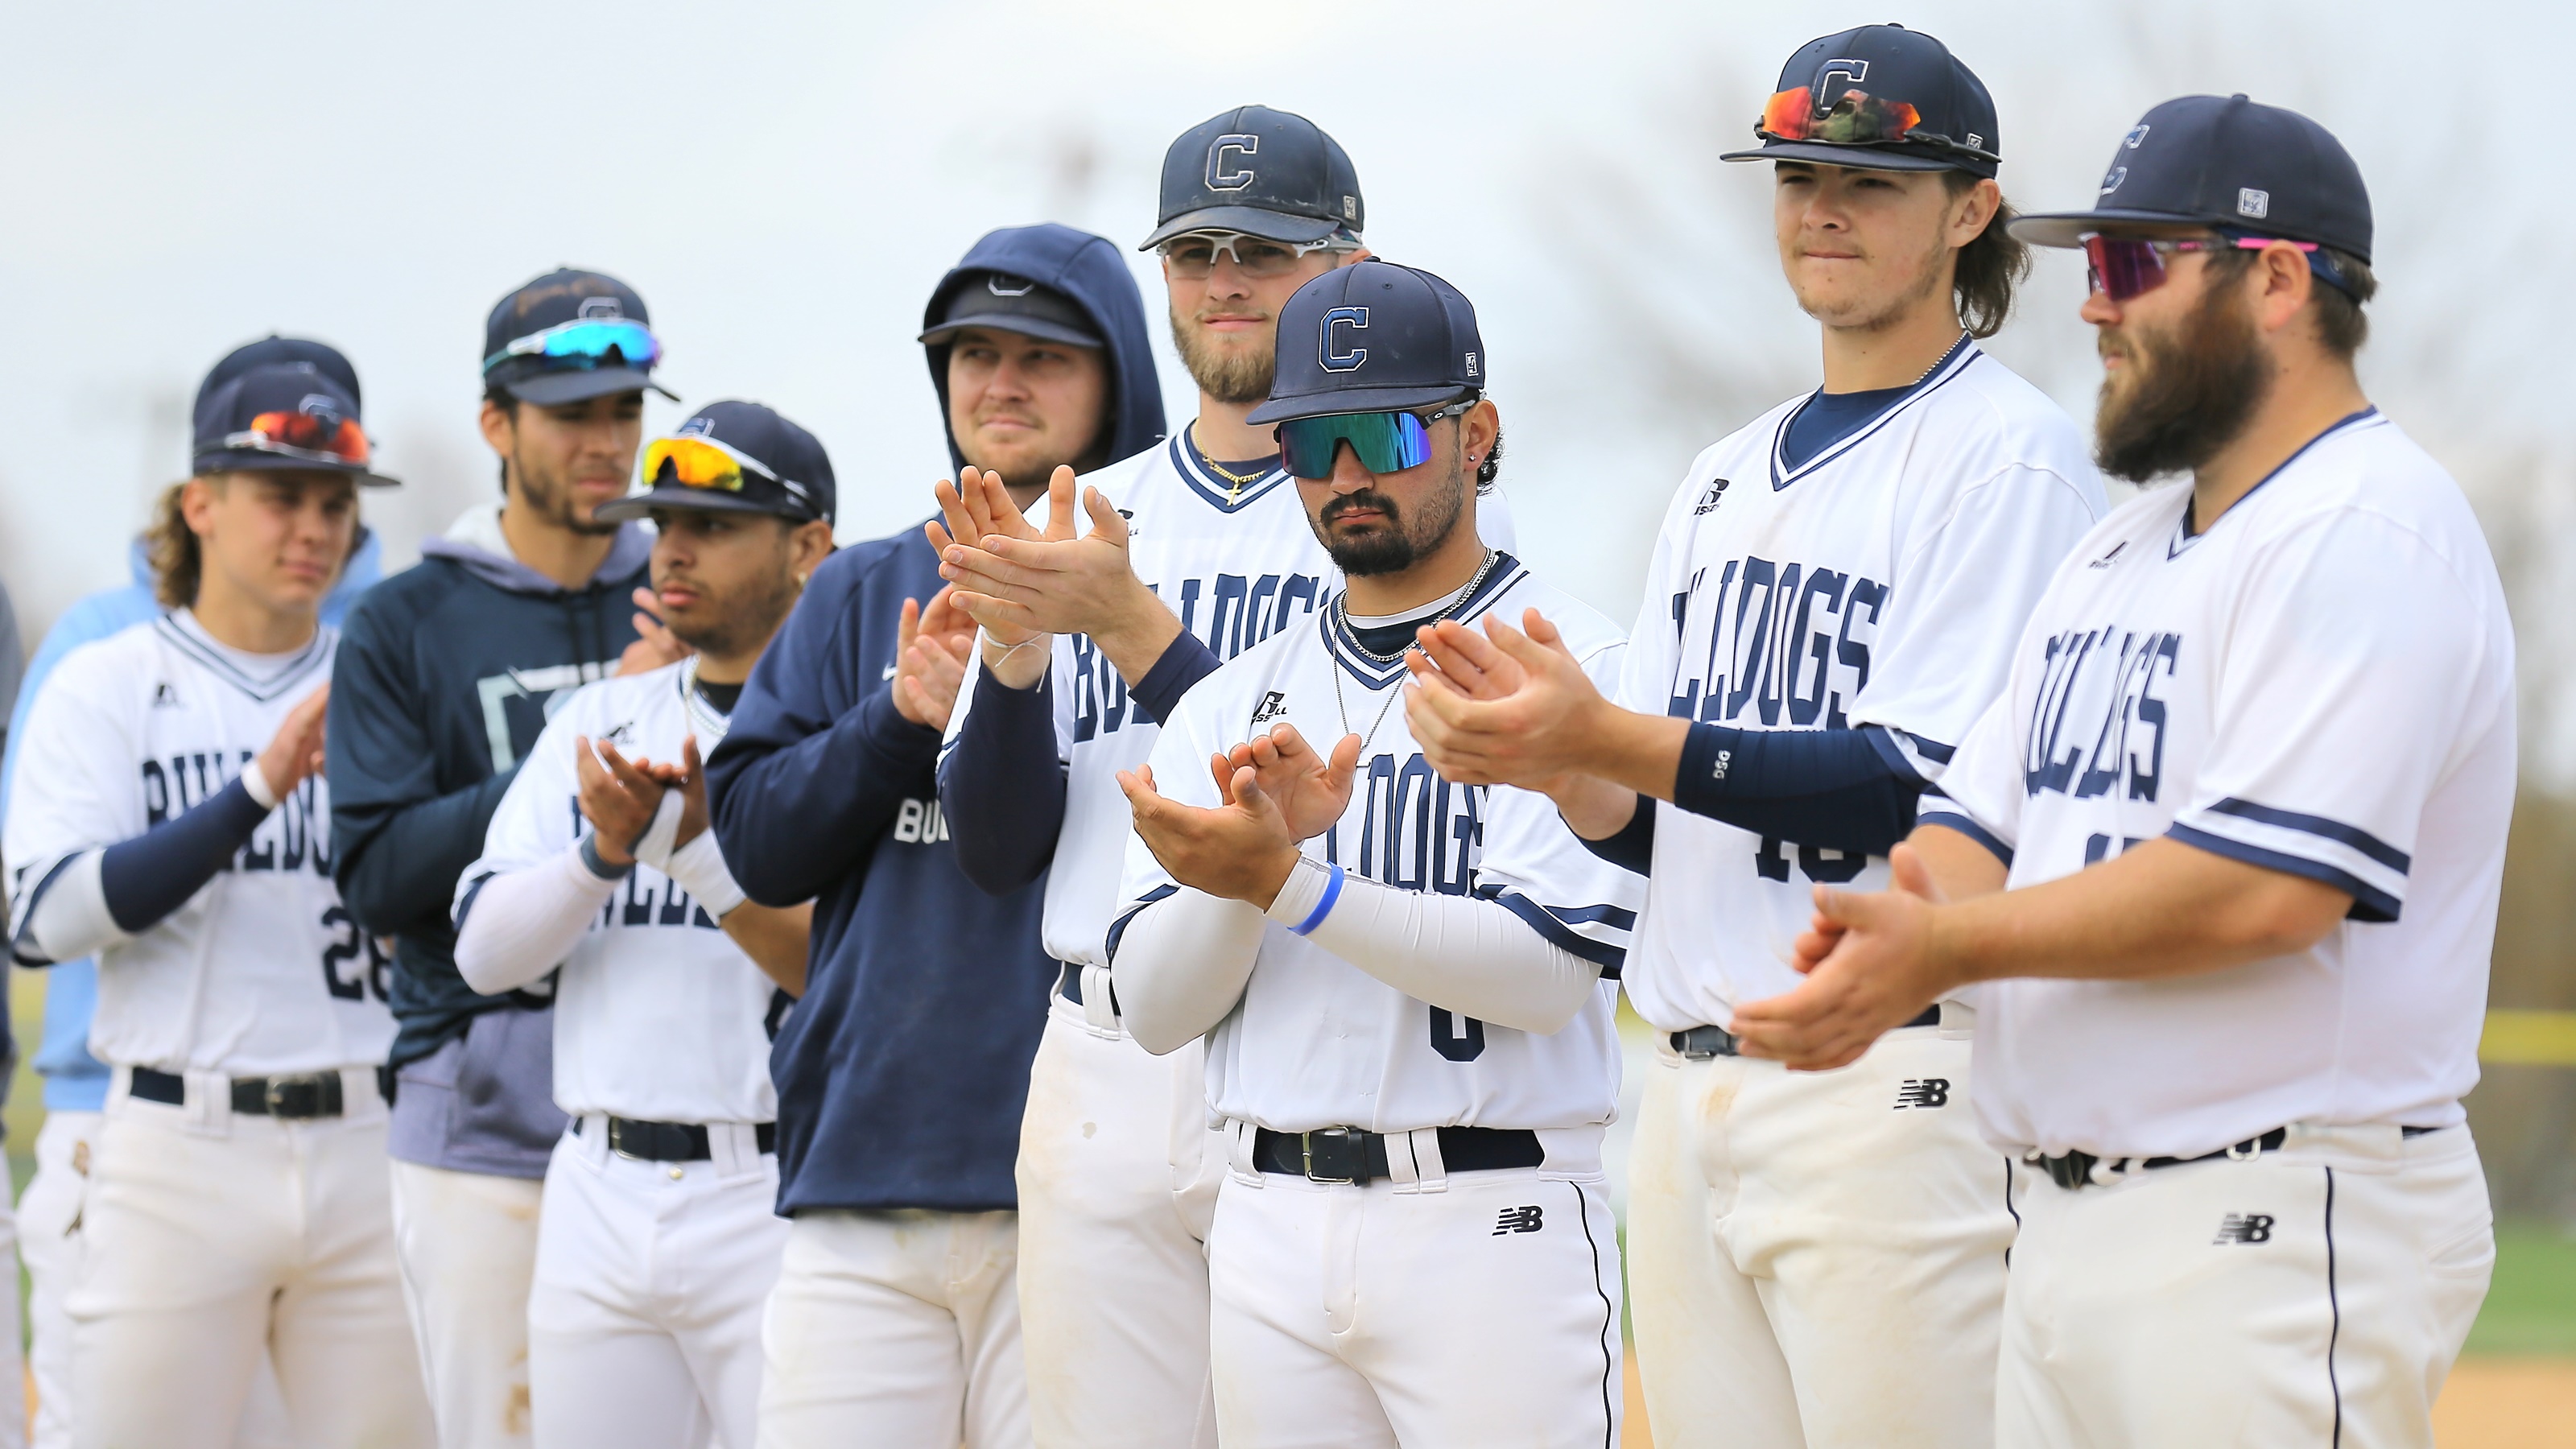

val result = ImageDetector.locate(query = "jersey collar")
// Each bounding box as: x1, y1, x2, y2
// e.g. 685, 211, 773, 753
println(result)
2167, 407, 2385, 559
1320, 551, 1527, 690
1170, 431, 1292, 514
155, 612, 333, 703
1766, 334, 1981, 492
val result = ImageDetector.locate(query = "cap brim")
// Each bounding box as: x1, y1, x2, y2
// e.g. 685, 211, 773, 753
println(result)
593, 485, 815, 525
194, 449, 401, 489
1719, 141, 1966, 173
1245, 385, 1469, 426
502, 367, 681, 406
918, 316, 1104, 349
1139, 206, 1344, 250
2005, 208, 2229, 249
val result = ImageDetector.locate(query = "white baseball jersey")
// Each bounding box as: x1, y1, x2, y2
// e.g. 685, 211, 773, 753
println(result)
1616, 342, 2107, 1031
1925, 409, 2515, 1159
943, 435, 1515, 969
4, 613, 394, 1075
1114, 557, 1635, 1133
458, 661, 780, 1125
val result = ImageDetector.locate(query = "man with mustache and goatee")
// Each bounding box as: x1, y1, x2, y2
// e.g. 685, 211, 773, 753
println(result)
927, 106, 1512, 1448
1736, 96, 2508, 1449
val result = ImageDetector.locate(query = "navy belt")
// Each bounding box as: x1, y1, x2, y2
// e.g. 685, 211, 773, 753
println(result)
130, 1065, 345, 1119
1055, 960, 1119, 1013
1252, 1125, 1544, 1185
1670, 1004, 1941, 1059
2034, 1125, 2442, 1190
574, 1115, 777, 1162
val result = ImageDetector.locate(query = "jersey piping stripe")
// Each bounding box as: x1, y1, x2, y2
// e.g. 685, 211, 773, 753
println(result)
1918, 809, 2013, 867
1320, 554, 1528, 688
1103, 882, 1178, 964
8, 852, 86, 966
2165, 407, 2386, 559
151, 617, 333, 702
2165, 823, 2400, 923
1167, 435, 1293, 514
1488, 888, 1628, 976
1765, 335, 1982, 492
1568, 1179, 1618, 1449
2203, 797, 2409, 873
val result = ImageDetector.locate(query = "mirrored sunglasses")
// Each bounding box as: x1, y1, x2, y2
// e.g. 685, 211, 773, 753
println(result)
2081, 230, 2351, 303
223, 410, 371, 467
1276, 400, 1472, 481
484, 317, 663, 375
645, 435, 775, 494
1757, 85, 1997, 162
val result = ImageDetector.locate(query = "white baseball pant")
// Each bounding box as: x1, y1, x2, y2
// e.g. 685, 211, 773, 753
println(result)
1014, 997, 1226, 1449
390, 1158, 543, 1449
21, 1110, 295, 1449
2000, 1121, 2493, 1448
68, 1069, 431, 1449
1206, 1130, 1624, 1449
758, 1208, 1026, 1448
1627, 1024, 2016, 1449
527, 1119, 789, 1449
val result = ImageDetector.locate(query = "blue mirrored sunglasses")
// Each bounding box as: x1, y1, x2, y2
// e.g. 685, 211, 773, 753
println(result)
482, 318, 663, 375
1276, 400, 1472, 481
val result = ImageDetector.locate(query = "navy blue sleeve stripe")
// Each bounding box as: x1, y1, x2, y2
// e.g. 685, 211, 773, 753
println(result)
2205, 798, 2410, 874
1897, 729, 1955, 766
1860, 725, 1931, 786
1103, 884, 1179, 964
1534, 901, 1639, 930
2166, 824, 2399, 923
452, 870, 496, 932
1492, 890, 1626, 976
10, 853, 85, 967
1127, 634, 1222, 727
1577, 798, 1654, 876
1918, 811, 2013, 868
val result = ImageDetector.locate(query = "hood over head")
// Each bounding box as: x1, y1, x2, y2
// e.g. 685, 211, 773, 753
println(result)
922, 223, 1165, 475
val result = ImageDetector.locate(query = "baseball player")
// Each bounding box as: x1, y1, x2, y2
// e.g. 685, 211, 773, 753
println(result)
930, 106, 1512, 1449
2, 336, 381, 1449
1743, 96, 2505, 1449
1402, 26, 2105, 1448
706, 223, 1162, 1448
1108, 261, 1635, 1448
5, 357, 431, 1448
452, 402, 832, 1449
330, 268, 673, 1449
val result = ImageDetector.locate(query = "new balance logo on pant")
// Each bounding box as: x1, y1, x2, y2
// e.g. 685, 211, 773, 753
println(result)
1492, 1206, 1543, 1236
2212, 1214, 2276, 1245
1894, 1078, 1951, 1109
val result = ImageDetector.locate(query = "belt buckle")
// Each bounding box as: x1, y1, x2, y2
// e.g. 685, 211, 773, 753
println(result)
264, 1075, 316, 1117
1300, 1129, 1363, 1185
608, 1119, 642, 1161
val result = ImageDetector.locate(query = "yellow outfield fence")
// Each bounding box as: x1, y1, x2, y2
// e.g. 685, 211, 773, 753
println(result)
2482, 1009, 2576, 1067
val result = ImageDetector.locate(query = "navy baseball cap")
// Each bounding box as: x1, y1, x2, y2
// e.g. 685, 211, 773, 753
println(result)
194, 336, 361, 427
2010, 95, 2372, 263
919, 271, 1102, 349
1247, 261, 1482, 424
192, 362, 399, 488
1723, 25, 2000, 178
483, 268, 679, 406
1140, 105, 1365, 250
598, 401, 835, 527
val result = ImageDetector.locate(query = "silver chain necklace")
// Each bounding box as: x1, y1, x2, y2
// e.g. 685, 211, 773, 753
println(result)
1331, 550, 1500, 758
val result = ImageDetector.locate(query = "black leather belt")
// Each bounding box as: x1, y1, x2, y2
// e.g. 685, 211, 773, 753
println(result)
130, 1065, 345, 1119
2033, 1125, 2443, 1190
1670, 1004, 1941, 1059
574, 1115, 777, 1162
1055, 960, 1118, 1013
1251, 1126, 1544, 1185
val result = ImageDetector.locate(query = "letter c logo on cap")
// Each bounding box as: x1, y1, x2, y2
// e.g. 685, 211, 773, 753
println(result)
1320, 307, 1369, 373
1208, 134, 1259, 192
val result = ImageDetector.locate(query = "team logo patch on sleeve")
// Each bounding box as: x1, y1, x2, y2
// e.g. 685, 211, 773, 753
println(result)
1693, 477, 1732, 515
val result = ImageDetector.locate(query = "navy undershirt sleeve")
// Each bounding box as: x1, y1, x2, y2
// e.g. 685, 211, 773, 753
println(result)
1127, 633, 1221, 726
1670, 723, 1925, 856
1577, 796, 1657, 875
939, 671, 1068, 896
98, 775, 271, 934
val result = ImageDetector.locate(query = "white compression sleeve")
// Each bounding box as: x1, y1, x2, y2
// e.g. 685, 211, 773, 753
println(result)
1109, 887, 1268, 1056
453, 847, 621, 996
14, 851, 125, 964
1265, 857, 1601, 1034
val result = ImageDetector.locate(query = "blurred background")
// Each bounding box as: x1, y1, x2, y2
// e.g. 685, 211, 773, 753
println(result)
2, 0, 2570, 1441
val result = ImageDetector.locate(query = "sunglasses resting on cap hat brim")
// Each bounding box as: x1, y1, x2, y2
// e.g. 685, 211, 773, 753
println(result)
1139, 206, 1346, 252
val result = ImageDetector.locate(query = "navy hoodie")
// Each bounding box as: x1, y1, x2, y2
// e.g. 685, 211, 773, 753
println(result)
330, 506, 652, 1175
708, 223, 1162, 1214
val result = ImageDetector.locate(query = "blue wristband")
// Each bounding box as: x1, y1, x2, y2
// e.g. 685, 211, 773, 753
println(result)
1289, 862, 1344, 936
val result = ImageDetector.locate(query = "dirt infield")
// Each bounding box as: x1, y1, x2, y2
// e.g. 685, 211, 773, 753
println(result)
1620, 1355, 2576, 1447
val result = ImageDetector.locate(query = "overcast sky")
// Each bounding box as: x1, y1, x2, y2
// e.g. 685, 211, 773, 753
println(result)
6, 0, 2571, 766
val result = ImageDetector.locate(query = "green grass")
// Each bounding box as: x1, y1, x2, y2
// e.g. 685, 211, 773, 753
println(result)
2468, 1221, 2576, 1356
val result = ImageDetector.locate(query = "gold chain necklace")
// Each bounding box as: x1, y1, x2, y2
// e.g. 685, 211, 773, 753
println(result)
1191, 422, 1274, 506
